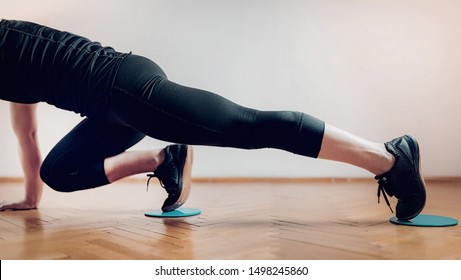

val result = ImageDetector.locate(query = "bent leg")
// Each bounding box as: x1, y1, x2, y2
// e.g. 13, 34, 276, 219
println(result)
40, 118, 145, 192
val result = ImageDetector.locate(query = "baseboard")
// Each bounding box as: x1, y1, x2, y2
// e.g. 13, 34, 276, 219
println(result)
191, 177, 374, 183
0, 177, 25, 183
1, 176, 460, 184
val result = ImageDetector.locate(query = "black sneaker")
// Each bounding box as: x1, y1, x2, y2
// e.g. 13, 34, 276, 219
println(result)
375, 135, 426, 220
146, 144, 193, 212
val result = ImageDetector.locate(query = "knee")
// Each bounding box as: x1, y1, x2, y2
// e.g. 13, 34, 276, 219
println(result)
250, 110, 303, 136
40, 159, 73, 193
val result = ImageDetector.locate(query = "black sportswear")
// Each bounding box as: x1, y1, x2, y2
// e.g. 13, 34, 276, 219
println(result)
0, 19, 325, 192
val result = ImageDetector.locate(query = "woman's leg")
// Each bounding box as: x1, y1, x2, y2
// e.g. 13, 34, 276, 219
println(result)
104, 149, 164, 183
108, 55, 325, 158
109, 78, 394, 177
318, 124, 395, 176
40, 118, 149, 192
107, 54, 425, 219
40, 117, 192, 212
108, 55, 392, 176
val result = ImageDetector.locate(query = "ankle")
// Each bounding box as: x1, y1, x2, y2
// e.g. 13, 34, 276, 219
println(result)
153, 149, 166, 170
374, 145, 395, 176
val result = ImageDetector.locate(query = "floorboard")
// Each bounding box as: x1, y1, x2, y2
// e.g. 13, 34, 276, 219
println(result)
1, 180, 460, 259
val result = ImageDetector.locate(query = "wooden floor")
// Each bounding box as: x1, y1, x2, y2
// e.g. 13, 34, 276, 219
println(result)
0, 179, 460, 260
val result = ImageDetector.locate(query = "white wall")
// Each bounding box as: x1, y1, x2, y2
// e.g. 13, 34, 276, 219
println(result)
1, 0, 461, 178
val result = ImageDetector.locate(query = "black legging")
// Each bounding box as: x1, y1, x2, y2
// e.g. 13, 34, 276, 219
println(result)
40, 54, 325, 192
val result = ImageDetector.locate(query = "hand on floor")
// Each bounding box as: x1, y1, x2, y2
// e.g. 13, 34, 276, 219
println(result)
0, 200, 37, 211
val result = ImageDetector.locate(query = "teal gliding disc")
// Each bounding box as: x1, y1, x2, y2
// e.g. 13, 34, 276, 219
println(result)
389, 214, 458, 227
144, 207, 201, 218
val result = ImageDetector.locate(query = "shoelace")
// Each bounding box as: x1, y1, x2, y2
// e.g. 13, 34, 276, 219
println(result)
146, 173, 156, 192
146, 169, 177, 196
376, 176, 394, 213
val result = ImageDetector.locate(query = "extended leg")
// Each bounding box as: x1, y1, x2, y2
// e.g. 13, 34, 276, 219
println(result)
108, 55, 325, 158
319, 124, 395, 176
107, 54, 426, 218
